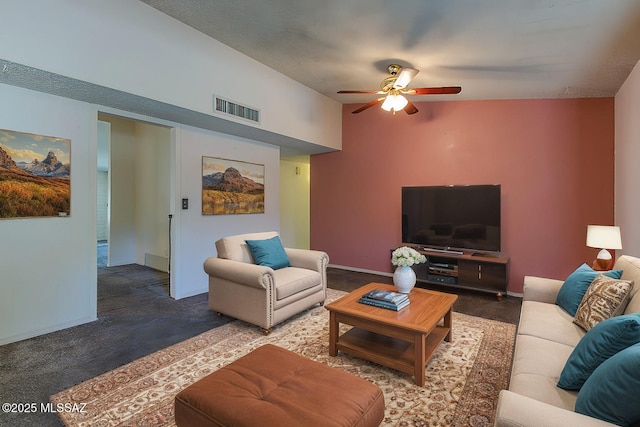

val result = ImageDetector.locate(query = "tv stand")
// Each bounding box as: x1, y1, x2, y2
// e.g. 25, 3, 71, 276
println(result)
470, 251, 499, 257
408, 248, 509, 300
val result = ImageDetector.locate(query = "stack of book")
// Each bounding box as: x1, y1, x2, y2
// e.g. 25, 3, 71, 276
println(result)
358, 289, 410, 311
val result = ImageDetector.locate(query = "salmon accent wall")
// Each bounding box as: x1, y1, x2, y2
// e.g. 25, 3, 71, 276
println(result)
310, 98, 614, 294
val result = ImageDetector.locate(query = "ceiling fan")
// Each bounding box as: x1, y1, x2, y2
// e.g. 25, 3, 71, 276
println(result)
337, 64, 462, 115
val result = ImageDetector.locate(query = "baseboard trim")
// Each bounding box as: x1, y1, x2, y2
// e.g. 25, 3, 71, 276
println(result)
145, 253, 169, 273
0, 315, 97, 346
173, 286, 208, 300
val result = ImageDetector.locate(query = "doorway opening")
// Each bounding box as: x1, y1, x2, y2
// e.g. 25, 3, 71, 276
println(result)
96, 113, 173, 296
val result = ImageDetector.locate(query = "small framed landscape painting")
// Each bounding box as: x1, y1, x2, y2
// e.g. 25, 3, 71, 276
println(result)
202, 156, 264, 215
0, 129, 71, 219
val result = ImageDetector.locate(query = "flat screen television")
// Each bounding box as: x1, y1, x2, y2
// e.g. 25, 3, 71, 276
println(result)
402, 185, 501, 253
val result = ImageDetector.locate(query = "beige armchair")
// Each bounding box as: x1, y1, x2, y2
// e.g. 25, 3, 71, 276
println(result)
203, 231, 329, 334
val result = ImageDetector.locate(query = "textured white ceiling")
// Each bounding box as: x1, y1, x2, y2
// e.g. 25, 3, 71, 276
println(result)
140, 0, 640, 104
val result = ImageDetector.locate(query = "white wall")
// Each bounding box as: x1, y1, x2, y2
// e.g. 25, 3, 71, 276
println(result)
172, 126, 282, 299
2, 0, 341, 152
0, 84, 97, 345
615, 59, 640, 257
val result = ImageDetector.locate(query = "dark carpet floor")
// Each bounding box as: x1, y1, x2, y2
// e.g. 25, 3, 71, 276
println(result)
0, 265, 521, 427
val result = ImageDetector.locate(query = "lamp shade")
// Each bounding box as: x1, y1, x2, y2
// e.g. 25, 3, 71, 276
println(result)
586, 225, 622, 250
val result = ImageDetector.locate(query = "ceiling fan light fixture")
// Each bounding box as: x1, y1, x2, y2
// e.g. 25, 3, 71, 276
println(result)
381, 93, 408, 113
338, 64, 461, 115
394, 94, 408, 110
380, 95, 394, 111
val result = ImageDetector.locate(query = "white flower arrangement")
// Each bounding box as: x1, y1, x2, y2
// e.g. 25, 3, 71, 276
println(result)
391, 246, 427, 267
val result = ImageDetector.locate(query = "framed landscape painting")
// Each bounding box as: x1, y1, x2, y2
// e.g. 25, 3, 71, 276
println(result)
202, 156, 264, 215
0, 129, 71, 219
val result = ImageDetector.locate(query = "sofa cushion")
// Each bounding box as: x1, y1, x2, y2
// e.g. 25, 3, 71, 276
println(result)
273, 267, 321, 300
518, 300, 585, 347
508, 334, 578, 411
558, 313, 640, 390
510, 334, 575, 380
246, 236, 291, 269
509, 372, 579, 413
555, 264, 622, 316
573, 275, 633, 331
575, 342, 640, 426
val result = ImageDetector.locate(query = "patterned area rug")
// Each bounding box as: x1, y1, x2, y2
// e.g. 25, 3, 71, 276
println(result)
52, 289, 515, 426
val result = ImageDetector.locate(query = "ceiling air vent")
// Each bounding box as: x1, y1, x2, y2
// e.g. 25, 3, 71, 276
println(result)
214, 95, 260, 124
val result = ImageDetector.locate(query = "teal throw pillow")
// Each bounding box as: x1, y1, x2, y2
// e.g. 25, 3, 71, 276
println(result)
557, 313, 640, 390
555, 263, 622, 316
245, 236, 291, 270
575, 342, 640, 426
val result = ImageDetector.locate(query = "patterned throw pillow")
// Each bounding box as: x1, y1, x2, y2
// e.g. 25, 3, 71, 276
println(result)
556, 264, 623, 316
573, 275, 634, 331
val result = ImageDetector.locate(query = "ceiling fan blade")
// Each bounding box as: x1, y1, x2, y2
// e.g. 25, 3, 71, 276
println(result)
337, 90, 381, 94
393, 67, 419, 89
351, 98, 384, 114
408, 86, 462, 95
404, 100, 419, 115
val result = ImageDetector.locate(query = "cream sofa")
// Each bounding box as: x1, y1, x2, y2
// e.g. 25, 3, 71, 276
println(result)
203, 231, 329, 334
495, 255, 640, 427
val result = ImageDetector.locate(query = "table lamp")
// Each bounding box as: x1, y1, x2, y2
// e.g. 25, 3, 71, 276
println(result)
586, 225, 622, 271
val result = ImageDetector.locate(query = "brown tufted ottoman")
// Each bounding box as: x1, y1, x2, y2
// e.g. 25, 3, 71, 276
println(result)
174, 344, 385, 427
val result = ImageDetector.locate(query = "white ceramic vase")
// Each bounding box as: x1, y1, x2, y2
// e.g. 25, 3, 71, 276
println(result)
393, 265, 416, 293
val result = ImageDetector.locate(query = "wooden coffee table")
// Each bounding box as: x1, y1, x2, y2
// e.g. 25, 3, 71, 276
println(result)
326, 283, 458, 386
